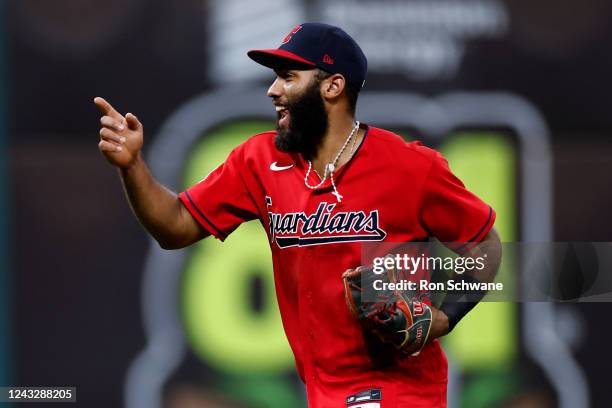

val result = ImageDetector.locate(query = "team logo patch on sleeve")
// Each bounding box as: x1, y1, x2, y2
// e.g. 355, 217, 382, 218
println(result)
346, 388, 382, 406
266, 197, 387, 248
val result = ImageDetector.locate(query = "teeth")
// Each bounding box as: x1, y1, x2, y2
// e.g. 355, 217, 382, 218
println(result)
275, 106, 287, 112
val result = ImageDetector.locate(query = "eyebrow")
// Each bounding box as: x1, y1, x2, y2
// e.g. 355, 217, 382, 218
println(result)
273, 66, 317, 79
274, 68, 287, 75
274, 68, 294, 78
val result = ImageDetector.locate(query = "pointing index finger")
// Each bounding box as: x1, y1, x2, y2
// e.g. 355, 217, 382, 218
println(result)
93, 97, 123, 120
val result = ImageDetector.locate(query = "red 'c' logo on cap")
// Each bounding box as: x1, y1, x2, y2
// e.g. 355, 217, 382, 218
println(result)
322, 54, 334, 65
281, 25, 302, 44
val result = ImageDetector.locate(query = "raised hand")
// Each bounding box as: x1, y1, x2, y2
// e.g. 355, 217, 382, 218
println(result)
94, 97, 144, 169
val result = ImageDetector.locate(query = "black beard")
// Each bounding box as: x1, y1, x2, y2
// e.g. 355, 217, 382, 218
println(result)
274, 79, 328, 159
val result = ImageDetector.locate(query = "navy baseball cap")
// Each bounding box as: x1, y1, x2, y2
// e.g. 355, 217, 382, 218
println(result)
248, 23, 367, 88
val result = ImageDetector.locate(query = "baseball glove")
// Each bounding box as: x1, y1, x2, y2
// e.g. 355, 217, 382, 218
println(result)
342, 263, 432, 356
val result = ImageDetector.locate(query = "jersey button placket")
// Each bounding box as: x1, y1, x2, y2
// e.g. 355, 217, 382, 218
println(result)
306, 246, 314, 259
307, 289, 314, 342
298, 245, 317, 384
305, 246, 319, 382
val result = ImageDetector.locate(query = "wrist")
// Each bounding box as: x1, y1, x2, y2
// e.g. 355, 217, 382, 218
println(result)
431, 307, 450, 339
120, 151, 144, 173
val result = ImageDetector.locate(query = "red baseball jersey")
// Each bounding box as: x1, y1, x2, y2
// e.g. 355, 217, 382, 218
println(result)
179, 124, 495, 408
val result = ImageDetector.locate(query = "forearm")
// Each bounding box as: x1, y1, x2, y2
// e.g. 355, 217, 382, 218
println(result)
119, 153, 197, 248
439, 228, 502, 332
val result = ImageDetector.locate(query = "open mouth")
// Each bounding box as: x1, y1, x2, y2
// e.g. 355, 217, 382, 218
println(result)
276, 106, 289, 128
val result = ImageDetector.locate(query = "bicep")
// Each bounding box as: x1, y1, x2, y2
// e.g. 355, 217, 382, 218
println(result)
176, 199, 211, 247
470, 227, 502, 260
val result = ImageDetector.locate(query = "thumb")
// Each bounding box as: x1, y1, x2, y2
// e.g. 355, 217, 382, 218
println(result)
125, 112, 142, 131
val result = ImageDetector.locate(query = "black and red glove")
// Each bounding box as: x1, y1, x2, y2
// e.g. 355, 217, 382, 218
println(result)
342, 264, 432, 356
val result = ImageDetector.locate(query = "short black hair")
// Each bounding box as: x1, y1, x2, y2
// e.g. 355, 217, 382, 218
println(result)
315, 69, 360, 115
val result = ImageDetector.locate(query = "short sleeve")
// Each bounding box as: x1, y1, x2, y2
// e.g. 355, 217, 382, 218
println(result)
419, 151, 495, 250
179, 146, 260, 241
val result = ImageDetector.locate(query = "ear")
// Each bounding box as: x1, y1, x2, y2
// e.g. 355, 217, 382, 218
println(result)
321, 73, 346, 100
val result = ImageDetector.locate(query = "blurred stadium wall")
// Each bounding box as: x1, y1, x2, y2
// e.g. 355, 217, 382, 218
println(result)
5, 1, 612, 407
0, 0, 12, 391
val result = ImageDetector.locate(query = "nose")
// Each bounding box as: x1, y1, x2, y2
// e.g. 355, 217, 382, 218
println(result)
267, 77, 282, 99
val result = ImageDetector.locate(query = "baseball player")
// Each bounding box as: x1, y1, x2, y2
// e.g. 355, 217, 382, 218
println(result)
95, 23, 501, 408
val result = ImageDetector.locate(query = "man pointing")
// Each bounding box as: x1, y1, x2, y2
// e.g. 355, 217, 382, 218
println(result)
95, 23, 501, 407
